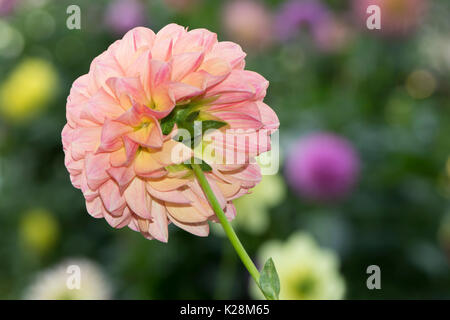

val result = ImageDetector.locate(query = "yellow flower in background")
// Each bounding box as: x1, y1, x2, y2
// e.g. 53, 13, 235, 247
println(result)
251, 232, 346, 300
233, 174, 286, 234
0, 58, 58, 123
23, 258, 112, 300
20, 208, 59, 255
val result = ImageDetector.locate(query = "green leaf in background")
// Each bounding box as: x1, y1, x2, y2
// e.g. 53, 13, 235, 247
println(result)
259, 258, 280, 300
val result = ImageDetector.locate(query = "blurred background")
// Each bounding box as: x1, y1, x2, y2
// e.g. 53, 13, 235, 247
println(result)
0, 0, 449, 299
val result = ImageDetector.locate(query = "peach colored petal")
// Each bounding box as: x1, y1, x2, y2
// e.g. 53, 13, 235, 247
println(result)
166, 203, 208, 223
167, 215, 209, 237
134, 150, 164, 176
147, 182, 190, 204
124, 178, 152, 219
86, 197, 104, 218
107, 165, 135, 193
148, 200, 169, 242
171, 51, 204, 82
147, 177, 188, 192
99, 179, 126, 216
104, 207, 132, 228
85, 153, 111, 190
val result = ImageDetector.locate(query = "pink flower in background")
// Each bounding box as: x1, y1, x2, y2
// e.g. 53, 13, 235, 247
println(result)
62, 24, 279, 242
274, 0, 352, 52
313, 17, 354, 53
0, 0, 17, 16
285, 133, 359, 202
352, 0, 428, 37
104, 0, 146, 35
274, 0, 329, 42
222, 0, 273, 50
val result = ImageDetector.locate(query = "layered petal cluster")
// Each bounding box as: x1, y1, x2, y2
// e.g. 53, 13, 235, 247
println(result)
62, 24, 279, 242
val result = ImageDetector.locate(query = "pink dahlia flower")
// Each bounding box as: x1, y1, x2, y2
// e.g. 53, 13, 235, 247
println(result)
62, 24, 279, 242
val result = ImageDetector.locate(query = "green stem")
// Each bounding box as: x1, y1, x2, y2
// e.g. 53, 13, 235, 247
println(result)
192, 164, 262, 291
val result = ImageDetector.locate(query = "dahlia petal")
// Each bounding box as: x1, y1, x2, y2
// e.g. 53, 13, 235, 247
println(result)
173, 28, 217, 55
135, 217, 151, 237
208, 41, 246, 69
104, 207, 132, 228
242, 71, 269, 100
147, 200, 169, 242
124, 178, 152, 219
147, 177, 188, 192
171, 51, 204, 82
151, 38, 173, 62
99, 180, 126, 216
111, 27, 156, 71
89, 51, 123, 94
211, 110, 263, 130
106, 77, 145, 109
107, 165, 135, 193
182, 187, 214, 217
257, 101, 280, 131
138, 169, 168, 179
170, 82, 204, 102
148, 61, 175, 116
151, 140, 193, 166
166, 203, 208, 223
79, 175, 99, 202
85, 153, 111, 190
224, 202, 237, 221
126, 121, 163, 149
123, 136, 139, 165
215, 180, 241, 199
110, 148, 127, 167
200, 57, 231, 78
71, 127, 102, 161
134, 150, 164, 176
98, 119, 132, 153
86, 197, 104, 218
205, 72, 254, 105
167, 215, 209, 237
155, 23, 186, 44
147, 183, 190, 204
80, 89, 125, 125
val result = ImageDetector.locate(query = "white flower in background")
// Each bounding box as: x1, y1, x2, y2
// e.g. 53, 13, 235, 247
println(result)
233, 174, 285, 234
24, 259, 112, 300
251, 232, 346, 300
211, 174, 286, 236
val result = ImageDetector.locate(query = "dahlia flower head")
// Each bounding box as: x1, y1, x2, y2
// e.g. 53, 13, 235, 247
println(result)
62, 24, 279, 242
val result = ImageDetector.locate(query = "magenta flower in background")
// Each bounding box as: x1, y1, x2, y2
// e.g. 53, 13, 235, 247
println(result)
104, 0, 146, 35
0, 0, 17, 16
285, 133, 360, 202
274, 0, 329, 42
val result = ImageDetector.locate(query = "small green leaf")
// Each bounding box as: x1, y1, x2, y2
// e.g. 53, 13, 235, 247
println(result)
259, 258, 280, 300
201, 120, 227, 133
160, 117, 176, 135
183, 158, 212, 172
185, 111, 200, 122
199, 161, 212, 172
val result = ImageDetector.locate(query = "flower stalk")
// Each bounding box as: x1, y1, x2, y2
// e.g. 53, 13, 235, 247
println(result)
191, 163, 264, 294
